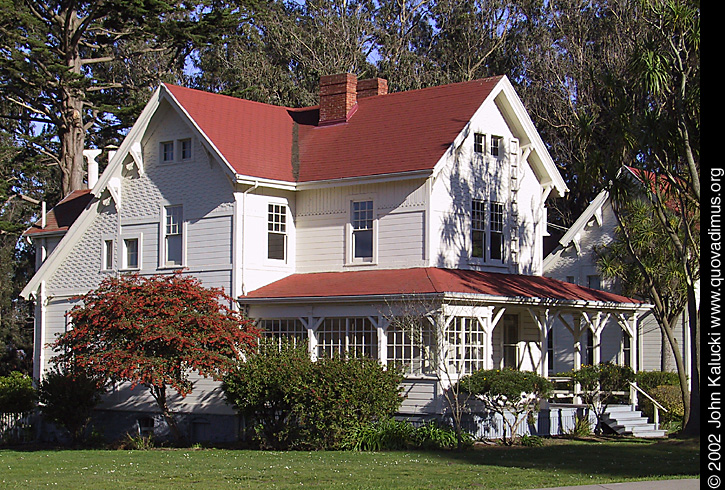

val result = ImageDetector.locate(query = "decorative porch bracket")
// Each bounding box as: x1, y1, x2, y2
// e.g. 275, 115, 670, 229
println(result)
526, 308, 561, 378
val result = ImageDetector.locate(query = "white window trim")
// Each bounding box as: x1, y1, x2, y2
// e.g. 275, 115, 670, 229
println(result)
159, 205, 186, 269
469, 199, 506, 266
345, 195, 378, 266
100, 235, 115, 272
120, 233, 143, 271
160, 141, 175, 164
473, 132, 485, 155
159, 138, 194, 164
179, 138, 192, 161
490, 135, 504, 159
266, 200, 289, 264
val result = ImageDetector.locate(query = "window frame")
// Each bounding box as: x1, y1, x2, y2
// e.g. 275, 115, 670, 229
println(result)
473, 132, 485, 154
490, 135, 503, 158
101, 237, 114, 271
121, 235, 142, 271
501, 314, 519, 369
316, 317, 378, 360
162, 205, 184, 268
160, 141, 175, 163
470, 200, 505, 264
387, 320, 437, 377
489, 201, 504, 262
446, 317, 487, 375
180, 138, 192, 161
267, 202, 288, 262
346, 197, 377, 265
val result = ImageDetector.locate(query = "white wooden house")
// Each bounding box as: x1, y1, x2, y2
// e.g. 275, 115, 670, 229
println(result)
21, 74, 648, 441
543, 182, 692, 379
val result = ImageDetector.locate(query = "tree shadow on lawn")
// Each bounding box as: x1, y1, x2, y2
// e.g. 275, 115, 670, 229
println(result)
438, 435, 700, 481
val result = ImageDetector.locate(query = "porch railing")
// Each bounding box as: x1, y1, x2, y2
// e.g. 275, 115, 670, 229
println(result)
628, 381, 668, 430
547, 377, 668, 430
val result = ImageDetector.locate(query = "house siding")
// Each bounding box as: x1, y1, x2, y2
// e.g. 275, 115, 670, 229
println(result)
295, 180, 428, 273
543, 199, 687, 374
430, 99, 544, 275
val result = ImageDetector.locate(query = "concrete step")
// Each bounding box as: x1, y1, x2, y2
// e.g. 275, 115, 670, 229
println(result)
601, 405, 666, 439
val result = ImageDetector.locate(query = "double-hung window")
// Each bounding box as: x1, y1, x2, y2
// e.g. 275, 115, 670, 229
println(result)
351, 200, 374, 261
267, 203, 287, 261
471, 200, 504, 262
489, 202, 504, 261
164, 205, 183, 266
471, 200, 486, 259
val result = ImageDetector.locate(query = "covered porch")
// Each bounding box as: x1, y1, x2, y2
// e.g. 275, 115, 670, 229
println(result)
239, 267, 648, 416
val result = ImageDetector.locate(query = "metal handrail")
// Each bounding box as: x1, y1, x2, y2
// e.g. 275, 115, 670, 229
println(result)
628, 381, 668, 430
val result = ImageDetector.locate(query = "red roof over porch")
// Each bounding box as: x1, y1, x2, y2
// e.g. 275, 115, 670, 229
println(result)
242, 267, 641, 305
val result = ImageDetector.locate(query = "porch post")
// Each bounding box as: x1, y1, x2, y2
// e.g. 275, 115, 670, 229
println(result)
527, 308, 558, 378
477, 306, 494, 371
304, 316, 324, 361
488, 307, 506, 370
374, 315, 389, 367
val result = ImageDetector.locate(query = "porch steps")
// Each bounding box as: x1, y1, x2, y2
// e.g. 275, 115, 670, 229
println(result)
601, 405, 666, 438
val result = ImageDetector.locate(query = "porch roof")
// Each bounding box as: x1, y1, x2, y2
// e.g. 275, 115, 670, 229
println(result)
241, 267, 643, 307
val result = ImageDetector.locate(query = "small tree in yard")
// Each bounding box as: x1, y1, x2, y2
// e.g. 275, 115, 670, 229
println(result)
459, 369, 551, 445
567, 362, 635, 435
52, 272, 259, 443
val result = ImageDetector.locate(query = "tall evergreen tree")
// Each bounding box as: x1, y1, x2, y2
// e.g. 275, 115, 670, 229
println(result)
0, 0, 229, 196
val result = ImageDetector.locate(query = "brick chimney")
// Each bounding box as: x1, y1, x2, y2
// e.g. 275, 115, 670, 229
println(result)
319, 73, 357, 125
357, 78, 388, 99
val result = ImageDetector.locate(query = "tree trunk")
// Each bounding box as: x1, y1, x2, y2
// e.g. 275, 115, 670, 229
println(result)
58, 6, 87, 197
59, 96, 86, 196
150, 384, 186, 444
682, 287, 700, 436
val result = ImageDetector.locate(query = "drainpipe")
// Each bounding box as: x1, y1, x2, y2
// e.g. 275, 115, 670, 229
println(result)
240, 181, 259, 297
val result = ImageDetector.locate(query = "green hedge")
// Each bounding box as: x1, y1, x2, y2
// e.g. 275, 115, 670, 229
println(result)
634, 371, 683, 426
223, 340, 404, 450
0, 371, 36, 413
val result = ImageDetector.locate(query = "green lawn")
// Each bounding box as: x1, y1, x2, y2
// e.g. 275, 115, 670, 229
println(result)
0, 437, 699, 490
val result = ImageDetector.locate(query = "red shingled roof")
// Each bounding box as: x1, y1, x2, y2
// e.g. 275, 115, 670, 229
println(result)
23, 190, 93, 236
242, 267, 641, 304
164, 76, 503, 183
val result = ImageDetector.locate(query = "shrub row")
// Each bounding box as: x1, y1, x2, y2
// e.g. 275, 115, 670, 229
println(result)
222, 340, 404, 450
342, 418, 470, 451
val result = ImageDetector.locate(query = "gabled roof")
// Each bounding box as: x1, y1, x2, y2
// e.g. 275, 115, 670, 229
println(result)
242, 267, 642, 306
23, 190, 93, 237
163, 76, 567, 195
164, 77, 503, 183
